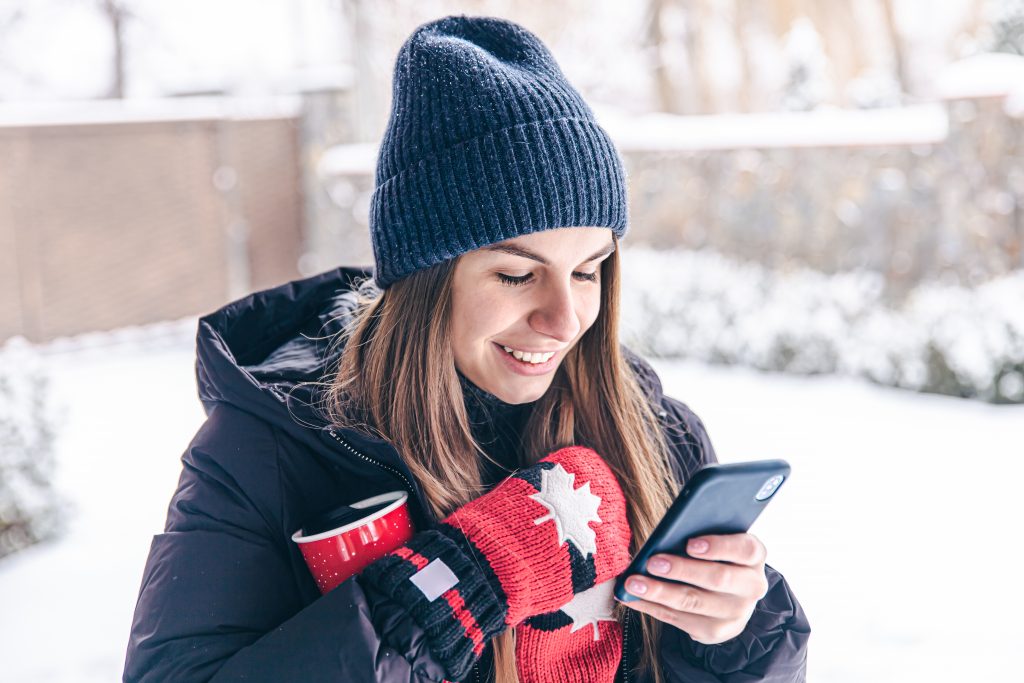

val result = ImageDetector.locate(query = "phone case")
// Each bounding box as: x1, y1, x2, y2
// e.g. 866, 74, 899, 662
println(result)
614, 459, 790, 603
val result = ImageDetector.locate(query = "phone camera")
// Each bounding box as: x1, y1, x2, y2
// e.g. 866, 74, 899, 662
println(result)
754, 475, 785, 501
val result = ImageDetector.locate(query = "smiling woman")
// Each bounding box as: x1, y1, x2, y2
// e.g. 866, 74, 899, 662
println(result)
452, 228, 614, 404
123, 14, 809, 683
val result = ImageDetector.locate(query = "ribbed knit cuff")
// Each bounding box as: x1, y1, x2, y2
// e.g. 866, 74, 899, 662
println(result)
516, 611, 623, 683
360, 529, 507, 680
370, 116, 627, 289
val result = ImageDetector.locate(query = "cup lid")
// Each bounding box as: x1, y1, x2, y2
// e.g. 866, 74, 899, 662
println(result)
291, 491, 407, 544
303, 500, 390, 537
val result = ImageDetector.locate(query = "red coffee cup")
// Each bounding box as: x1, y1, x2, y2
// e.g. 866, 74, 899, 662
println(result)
292, 491, 414, 594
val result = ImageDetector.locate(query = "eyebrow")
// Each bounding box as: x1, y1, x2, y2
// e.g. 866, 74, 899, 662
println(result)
481, 240, 616, 266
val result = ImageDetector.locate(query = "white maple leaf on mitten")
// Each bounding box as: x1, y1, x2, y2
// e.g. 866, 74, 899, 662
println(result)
560, 579, 617, 640
530, 463, 603, 557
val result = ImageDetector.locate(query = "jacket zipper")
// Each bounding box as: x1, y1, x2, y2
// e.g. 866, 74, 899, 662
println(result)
620, 609, 631, 683
326, 427, 417, 493
621, 413, 661, 683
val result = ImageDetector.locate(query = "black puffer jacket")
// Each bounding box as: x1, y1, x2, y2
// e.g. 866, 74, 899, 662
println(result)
123, 267, 810, 682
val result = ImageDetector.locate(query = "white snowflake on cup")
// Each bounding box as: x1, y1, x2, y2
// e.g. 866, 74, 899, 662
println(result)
530, 463, 603, 557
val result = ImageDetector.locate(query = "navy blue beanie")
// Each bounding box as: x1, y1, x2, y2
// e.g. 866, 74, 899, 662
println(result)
369, 14, 629, 289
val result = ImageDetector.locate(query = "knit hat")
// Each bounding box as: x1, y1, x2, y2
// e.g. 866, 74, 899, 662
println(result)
369, 15, 629, 289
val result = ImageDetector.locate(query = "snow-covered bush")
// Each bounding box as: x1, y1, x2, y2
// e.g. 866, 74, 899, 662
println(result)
991, 0, 1024, 56
781, 17, 834, 111
0, 337, 65, 560
620, 247, 1024, 403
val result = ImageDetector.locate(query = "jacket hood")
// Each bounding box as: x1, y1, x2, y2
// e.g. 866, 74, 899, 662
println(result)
194, 266, 666, 451
195, 267, 373, 450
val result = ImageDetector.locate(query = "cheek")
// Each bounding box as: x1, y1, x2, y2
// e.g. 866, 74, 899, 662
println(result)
579, 291, 602, 332
451, 288, 516, 349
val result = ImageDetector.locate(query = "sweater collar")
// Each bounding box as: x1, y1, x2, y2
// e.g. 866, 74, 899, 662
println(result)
456, 369, 536, 437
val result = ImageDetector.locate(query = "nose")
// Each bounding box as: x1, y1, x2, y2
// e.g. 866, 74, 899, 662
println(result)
528, 278, 581, 343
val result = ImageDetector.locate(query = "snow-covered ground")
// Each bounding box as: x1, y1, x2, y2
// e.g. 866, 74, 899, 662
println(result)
0, 323, 1021, 682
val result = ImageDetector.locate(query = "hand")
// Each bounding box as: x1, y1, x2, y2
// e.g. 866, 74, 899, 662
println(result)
617, 533, 770, 645
361, 446, 630, 681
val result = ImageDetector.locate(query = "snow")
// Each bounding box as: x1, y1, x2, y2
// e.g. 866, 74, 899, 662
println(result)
317, 141, 379, 178
0, 321, 204, 683
936, 52, 1024, 101
0, 2, 113, 101
619, 248, 1024, 402
781, 17, 834, 111
0, 337, 60, 546
0, 320, 1021, 681
593, 103, 949, 151
650, 359, 1024, 683
0, 95, 302, 129
893, 0, 976, 40
318, 104, 953, 178
273, 63, 356, 95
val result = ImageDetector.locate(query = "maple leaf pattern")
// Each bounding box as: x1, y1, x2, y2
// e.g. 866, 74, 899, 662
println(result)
529, 463, 603, 557
560, 579, 617, 640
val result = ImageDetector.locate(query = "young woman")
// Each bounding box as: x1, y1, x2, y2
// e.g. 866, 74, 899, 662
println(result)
124, 15, 809, 683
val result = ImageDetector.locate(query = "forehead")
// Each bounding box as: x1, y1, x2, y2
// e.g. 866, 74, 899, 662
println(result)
477, 228, 615, 264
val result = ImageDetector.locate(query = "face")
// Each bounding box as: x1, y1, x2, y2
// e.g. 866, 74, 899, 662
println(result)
450, 226, 615, 404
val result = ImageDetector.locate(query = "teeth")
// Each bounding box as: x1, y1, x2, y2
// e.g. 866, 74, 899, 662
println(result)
501, 345, 555, 364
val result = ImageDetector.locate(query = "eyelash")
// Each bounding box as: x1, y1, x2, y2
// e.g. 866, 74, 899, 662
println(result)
497, 271, 598, 287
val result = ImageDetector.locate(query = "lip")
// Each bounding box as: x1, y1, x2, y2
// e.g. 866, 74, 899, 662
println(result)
492, 342, 560, 376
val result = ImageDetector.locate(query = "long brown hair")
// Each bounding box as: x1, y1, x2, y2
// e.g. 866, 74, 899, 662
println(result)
326, 236, 678, 682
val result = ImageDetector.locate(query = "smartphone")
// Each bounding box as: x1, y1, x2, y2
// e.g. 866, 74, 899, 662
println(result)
614, 459, 790, 602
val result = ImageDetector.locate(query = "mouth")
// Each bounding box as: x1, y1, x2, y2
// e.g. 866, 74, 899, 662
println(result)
492, 342, 560, 376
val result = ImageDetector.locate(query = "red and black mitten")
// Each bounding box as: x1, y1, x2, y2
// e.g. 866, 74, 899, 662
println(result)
515, 578, 623, 683
360, 446, 631, 681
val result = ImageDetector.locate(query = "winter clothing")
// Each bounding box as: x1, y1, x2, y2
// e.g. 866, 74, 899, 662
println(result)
458, 375, 625, 683
369, 15, 629, 289
516, 598, 624, 683
458, 369, 533, 487
123, 266, 811, 682
362, 445, 631, 680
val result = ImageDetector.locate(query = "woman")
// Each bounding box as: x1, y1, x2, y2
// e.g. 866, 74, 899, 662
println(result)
124, 15, 809, 683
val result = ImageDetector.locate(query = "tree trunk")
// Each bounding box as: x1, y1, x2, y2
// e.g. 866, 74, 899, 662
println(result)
681, 0, 715, 114
644, 0, 680, 113
100, 0, 126, 99
878, 0, 908, 98
733, 0, 755, 112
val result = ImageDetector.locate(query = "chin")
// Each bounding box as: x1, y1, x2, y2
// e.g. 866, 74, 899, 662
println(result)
495, 379, 553, 404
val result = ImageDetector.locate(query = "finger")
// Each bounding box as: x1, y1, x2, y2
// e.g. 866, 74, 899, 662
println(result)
644, 555, 769, 599
686, 533, 767, 567
620, 574, 749, 619
619, 596, 747, 645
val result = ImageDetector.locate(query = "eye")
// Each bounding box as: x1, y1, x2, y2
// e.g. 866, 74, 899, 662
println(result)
496, 271, 599, 287
497, 272, 532, 287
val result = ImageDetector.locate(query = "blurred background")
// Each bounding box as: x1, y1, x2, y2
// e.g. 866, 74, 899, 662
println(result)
0, 1, 1022, 681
